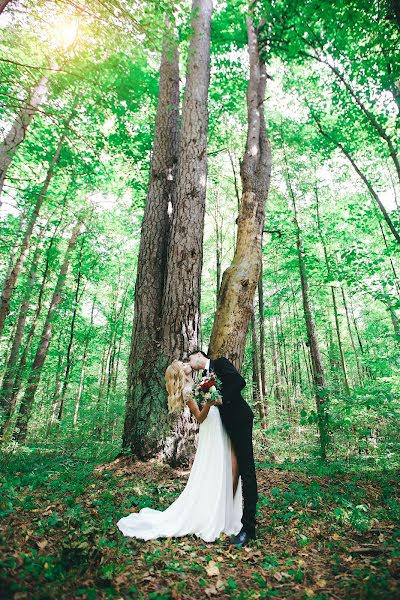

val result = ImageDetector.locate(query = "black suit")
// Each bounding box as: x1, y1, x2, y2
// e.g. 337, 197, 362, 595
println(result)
207, 357, 258, 537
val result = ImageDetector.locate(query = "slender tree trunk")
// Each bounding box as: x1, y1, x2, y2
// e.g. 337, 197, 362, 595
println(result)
215, 188, 222, 298
251, 309, 266, 426
305, 51, 400, 185
0, 108, 75, 338
56, 253, 85, 423
0, 244, 40, 435
314, 187, 350, 393
284, 160, 329, 459
47, 336, 64, 432
228, 149, 241, 211
0, 228, 59, 439
331, 285, 350, 394
270, 317, 283, 407
311, 113, 400, 243
258, 272, 267, 406
378, 220, 400, 297
277, 298, 289, 388
209, 16, 272, 368
0, 69, 56, 199
340, 286, 363, 382
74, 298, 96, 427
121, 18, 180, 459
13, 222, 82, 443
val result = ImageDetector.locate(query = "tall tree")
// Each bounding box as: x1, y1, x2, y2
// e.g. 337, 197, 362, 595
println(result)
158, 0, 213, 466
0, 243, 40, 435
13, 221, 82, 443
0, 72, 51, 200
209, 15, 272, 369
121, 18, 180, 458
0, 104, 76, 339
285, 161, 329, 460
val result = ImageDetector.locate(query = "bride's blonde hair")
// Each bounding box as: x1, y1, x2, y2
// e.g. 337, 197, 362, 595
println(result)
165, 360, 185, 414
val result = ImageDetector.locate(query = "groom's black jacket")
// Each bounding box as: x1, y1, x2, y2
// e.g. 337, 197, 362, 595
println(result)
209, 357, 254, 427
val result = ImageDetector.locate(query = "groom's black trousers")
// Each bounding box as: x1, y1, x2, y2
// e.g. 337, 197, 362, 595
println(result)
225, 415, 258, 536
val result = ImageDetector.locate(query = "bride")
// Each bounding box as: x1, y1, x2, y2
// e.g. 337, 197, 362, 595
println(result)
116, 359, 243, 543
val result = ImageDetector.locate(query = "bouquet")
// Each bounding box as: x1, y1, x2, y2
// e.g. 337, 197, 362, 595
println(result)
193, 372, 223, 407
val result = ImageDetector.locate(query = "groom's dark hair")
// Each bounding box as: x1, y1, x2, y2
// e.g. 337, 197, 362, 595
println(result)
189, 349, 209, 358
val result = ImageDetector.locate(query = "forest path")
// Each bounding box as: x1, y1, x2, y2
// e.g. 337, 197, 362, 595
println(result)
1, 452, 399, 599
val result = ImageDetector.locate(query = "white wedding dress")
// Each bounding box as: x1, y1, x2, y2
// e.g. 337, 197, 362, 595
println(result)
117, 404, 243, 543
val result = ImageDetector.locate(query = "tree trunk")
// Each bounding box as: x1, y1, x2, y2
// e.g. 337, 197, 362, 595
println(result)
340, 286, 363, 383
311, 112, 400, 243
285, 160, 329, 460
208, 16, 272, 369
74, 298, 96, 427
258, 272, 267, 417
0, 244, 40, 435
161, 0, 212, 359
0, 72, 51, 199
159, 0, 213, 467
306, 52, 400, 185
251, 310, 267, 427
121, 18, 180, 458
56, 249, 85, 423
6, 229, 55, 403
270, 317, 283, 407
314, 186, 350, 394
0, 0, 12, 14
215, 187, 222, 299
0, 106, 75, 338
13, 221, 82, 443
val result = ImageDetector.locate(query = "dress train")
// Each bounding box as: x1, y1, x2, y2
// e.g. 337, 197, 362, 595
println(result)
116, 406, 243, 542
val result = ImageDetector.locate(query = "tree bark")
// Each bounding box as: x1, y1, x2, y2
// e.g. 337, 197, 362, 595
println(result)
0, 0, 12, 14
13, 221, 82, 443
121, 17, 180, 459
0, 72, 51, 199
0, 244, 40, 435
159, 0, 213, 467
161, 0, 213, 359
208, 16, 272, 369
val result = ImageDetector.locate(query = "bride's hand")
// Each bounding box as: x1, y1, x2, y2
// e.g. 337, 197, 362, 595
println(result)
207, 397, 222, 406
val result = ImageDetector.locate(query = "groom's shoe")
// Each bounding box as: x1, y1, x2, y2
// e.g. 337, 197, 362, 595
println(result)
228, 528, 256, 549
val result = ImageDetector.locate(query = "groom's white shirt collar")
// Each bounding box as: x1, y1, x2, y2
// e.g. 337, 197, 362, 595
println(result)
204, 358, 210, 374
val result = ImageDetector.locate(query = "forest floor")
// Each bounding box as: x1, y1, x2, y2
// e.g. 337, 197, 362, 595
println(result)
0, 448, 399, 600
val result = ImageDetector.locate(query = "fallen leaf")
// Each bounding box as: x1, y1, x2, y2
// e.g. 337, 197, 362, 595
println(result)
204, 586, 218, 596
205, 561, 220, 577
216, 578, 224, 590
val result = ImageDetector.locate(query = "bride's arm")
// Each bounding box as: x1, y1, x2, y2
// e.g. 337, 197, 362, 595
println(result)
186, 398, 217, 424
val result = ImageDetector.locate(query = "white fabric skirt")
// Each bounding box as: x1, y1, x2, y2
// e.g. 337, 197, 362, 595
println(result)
117, 406, 243, 542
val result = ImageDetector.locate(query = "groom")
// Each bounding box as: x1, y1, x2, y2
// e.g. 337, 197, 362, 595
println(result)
188, 350, 258, 548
